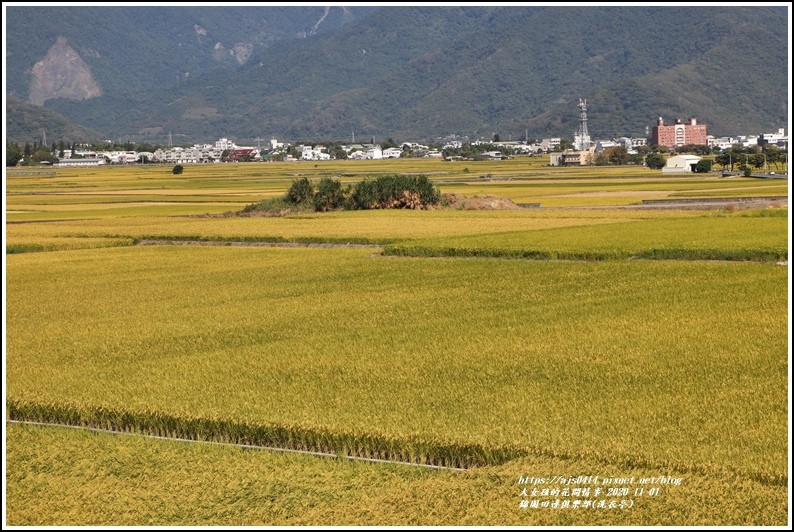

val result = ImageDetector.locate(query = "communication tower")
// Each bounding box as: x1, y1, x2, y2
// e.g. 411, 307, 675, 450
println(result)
573, 98, 590, 151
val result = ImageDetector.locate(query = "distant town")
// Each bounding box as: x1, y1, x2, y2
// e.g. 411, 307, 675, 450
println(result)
8, 101, 789, 175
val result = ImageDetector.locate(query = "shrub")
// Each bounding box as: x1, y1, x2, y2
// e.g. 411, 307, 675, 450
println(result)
694, 159, 713, 173
243, 174, 441, 214
314, 178, 344, 212
345, 174, 440, 210
285, 177, 315, 205
172, 164, 184, 175
645, 153, 666, 169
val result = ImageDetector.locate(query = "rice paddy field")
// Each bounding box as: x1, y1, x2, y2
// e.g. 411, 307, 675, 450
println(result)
4, 159, 791, 526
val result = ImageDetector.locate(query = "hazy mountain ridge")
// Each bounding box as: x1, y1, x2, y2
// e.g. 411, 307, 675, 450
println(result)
5, 6, 787, 144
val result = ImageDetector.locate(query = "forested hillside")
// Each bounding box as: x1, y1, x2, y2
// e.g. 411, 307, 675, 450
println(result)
5, 94, 104, 144
5, 5, 787, 143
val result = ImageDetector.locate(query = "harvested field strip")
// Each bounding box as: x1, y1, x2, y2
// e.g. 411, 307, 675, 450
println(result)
670, 188, 789, 198
642, 196, 788, 204
7, 399, 521, 470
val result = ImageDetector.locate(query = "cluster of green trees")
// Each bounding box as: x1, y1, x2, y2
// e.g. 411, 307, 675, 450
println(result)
345, 174, 441, 210
671, 144, 713, 156
441, 142, 515, 159
713, 145, 787, 172
244, 174, 441, 214
6, 142, 58, 166
283, 140, 355, 160
570, 142, 787, 173
592, 146, 645, 166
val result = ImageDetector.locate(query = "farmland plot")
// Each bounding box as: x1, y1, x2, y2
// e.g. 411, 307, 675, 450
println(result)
4, 161, 789, 525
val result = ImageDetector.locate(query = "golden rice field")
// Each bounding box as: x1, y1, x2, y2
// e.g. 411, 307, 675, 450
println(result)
6, 158, 787, 218
384, 212, 788, 261
7, 423, 787, 526
4, 160, 790, 525
4, 209, 686, 251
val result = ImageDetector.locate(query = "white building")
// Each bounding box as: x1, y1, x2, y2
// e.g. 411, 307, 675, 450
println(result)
662, 155, 701, 174
382, 147, 402, 158
573, 132, 590, 151
365, 146, 383, 159
300, 145, 330, 161
56, 158, 106, 167
215, 138, 235, 151
594, 140, 618, 152
708, 136, 736, 150
154, 144, 224, 163
760, 128, 787, 147
734, 135, 759, 147
401, 142, 428, 151
106, 151, 139, 164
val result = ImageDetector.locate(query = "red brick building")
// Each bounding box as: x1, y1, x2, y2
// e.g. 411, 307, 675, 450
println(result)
651, 117, 708, 149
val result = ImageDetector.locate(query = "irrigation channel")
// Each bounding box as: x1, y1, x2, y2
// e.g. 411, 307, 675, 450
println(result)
7, 419, 467, 472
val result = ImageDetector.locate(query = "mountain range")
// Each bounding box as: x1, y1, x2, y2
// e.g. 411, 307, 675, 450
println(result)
4, 5, 789, 145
